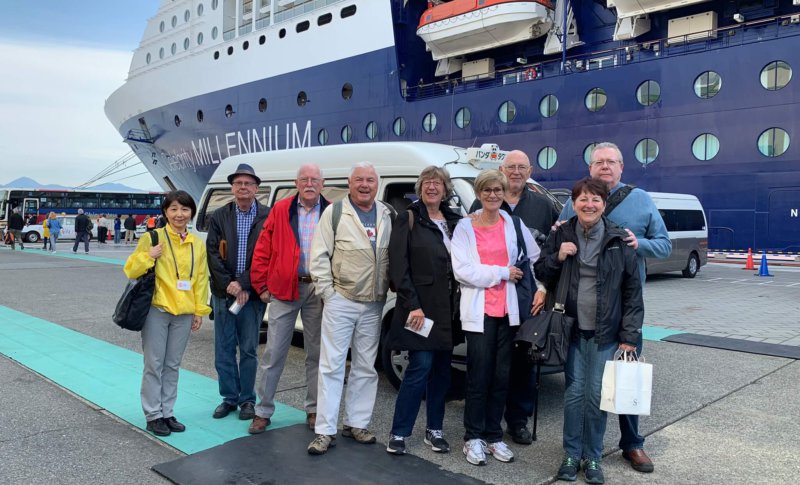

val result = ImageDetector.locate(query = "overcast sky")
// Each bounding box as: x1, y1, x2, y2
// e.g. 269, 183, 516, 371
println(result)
0, 0, 161, 190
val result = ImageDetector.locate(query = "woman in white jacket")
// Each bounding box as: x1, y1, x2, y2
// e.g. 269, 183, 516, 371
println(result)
451, 170, 539, 466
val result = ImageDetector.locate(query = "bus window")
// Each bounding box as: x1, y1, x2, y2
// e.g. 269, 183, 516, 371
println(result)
195, 186, 272, 232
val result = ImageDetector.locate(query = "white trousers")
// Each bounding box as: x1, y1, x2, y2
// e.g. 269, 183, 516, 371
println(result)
314, 292, 383, 435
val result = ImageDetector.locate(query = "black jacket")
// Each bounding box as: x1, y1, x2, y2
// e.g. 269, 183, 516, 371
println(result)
75, 213, 91, 233
469, 188, 558, 246
387, 201, 462, 351
124, 216, 137, 230
534, 216, 643, 346
8, 213, 24, 230
206, 200, 270, 298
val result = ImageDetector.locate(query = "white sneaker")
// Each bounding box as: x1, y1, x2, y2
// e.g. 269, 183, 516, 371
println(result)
486, 440, 514, 463
463, 439, 487, 466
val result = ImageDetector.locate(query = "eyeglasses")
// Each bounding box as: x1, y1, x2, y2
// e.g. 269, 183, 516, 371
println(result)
232, 181, 257, 187
591, 159, 620, 167
297, 177, 322, 185
502, 164, 530, 173
480, 187, 504, 195
421, 180, 443, 187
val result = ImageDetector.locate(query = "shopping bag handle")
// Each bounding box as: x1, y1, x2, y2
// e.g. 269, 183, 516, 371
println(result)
613, 349, 644, 363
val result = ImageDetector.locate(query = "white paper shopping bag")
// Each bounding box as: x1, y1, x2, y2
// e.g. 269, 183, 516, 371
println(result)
600, 351, 652, 416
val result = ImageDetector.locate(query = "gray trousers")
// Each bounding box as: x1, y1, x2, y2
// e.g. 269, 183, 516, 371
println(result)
140, 307, 192, 421
255, 281, 323, 418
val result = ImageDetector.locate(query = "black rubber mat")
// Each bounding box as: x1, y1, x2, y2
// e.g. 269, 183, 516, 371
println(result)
152, 424, 487, 485
663, 333, 800, 359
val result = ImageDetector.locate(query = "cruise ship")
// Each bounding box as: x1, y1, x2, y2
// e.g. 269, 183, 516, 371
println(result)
105, 0, 800, 251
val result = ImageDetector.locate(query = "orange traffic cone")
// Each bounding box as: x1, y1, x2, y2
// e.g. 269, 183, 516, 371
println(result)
756, 253, 773, 277
743, 248, 755, 270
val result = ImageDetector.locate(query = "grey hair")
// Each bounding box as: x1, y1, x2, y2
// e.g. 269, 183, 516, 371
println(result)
77, 208, 84, 214
296, 163, 323, 179
12, 207, 20, 214
590, 142, 624, 164
349, 161, 379, 179
414, 166, 453, 198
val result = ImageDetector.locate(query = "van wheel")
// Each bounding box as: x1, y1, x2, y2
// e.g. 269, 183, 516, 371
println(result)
682, 253, 699, 278
380, 328, 406, 391
25, 232, 40, 243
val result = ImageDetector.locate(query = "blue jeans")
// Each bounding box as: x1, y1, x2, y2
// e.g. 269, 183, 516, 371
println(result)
619, 335, 645, 451
390, 350, 452, 437
114, 229, 121, 244
563, 332, 617, 460
212, 295, 265, 405
463, 315, 513, 443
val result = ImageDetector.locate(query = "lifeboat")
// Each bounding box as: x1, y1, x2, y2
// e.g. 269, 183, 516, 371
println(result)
417, 0, 554, 61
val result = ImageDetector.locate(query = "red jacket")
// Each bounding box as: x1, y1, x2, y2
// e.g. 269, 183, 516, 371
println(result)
250, 194, 329, 301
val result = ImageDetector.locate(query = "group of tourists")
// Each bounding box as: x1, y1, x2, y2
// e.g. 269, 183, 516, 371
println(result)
122, 141, 670, 484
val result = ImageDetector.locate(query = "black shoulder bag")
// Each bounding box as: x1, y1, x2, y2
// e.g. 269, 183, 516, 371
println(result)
113, 230, 160, 331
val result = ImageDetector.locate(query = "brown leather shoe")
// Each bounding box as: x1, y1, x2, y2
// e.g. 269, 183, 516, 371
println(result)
248, 416, 271, 435
622, 448, 654, 473
306, 413, 317, 430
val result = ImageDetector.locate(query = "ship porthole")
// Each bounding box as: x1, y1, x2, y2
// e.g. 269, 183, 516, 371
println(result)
213, 51, 220, 60
318, 129, 329, 146
258, 98, 268, 112
537, 147, 557, 170
197, 32, 204, 45
225, 105, 234, 118
635, 138, 659, 165
197, 3, 204, 17
585, 88, 607, 112
184, 38, 190, 51
159, 21, 165, 33
694, 71, 721, 99
341, 125, 353, 143
279, 28, 287, 39
455, 107, 471, 129
171, 43, 177, 55
423, 113, 438, 133
259, 35, 266, 45
212, 26, 218, 39
174, 115, 182, 127
197, 110, 204, 123
757, 128, 790, 157
171, 15, 177, 28
583, 143, 597, 165
760, 61, 792, 91
227, 46, 234, 56
342, 83, 353, 100
393, 117, 406, 137
184, 9, 190, 22
297, 91, 308, 107
498, 101, 516, 123
636, 80, 660, 106
692, 134, 720, 161
243, 40, 250, 51
539, 95, 558, 118
212, 0, 218, 10
159, 47, 165, 59
366, 122, 378, 140
146, 53, 152, 64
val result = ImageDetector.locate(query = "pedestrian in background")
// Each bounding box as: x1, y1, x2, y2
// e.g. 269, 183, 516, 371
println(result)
98, 215, 109, 244
8, 207, 25, 250
206, 164, 270, 421
114, 215, 122, 244
47, 212, 62, 253
123, 190, 211, 437
42, 216, 51, 251
124, 214, 137, 245
72, 209, 91, 254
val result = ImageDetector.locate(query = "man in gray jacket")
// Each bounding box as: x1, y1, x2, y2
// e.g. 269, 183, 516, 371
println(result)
307, 162, 393, 455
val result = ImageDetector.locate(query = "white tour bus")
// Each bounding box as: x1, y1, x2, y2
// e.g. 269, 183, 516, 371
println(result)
645, 192, 709, 278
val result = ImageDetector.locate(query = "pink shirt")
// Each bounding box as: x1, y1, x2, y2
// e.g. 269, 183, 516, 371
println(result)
473, 218, 508, 317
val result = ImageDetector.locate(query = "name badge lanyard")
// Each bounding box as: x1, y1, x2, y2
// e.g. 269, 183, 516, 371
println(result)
164, 231, 194, 281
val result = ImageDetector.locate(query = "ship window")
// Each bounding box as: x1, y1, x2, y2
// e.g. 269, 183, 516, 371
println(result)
636, 80, 660, 106
297, 91, 308, 107
297, 21, 310, 33
159, 21, 165, 33
171, 16, 177, 28
318, 13, 333, 26
758, 128, 790, 157
760, 61, 792, 91
318, 129, 329, 146
342, 83, 353, 100
227, 46, 233, 55
159, 47, 165, 59
213, 51, 219, 60
197, 110, 204, 122
197, 4, 204, 17
393, 117, 406, 137
583, 143, 597, 165
341, 125, 353, 143
279, 28, 286, 39
539, 94, 558, 118
366, 121, 378, 140
258, 98, 267, 112
184, 38, 190, 50
225, 104, 234, 118
174, 115, 181, 127
197, 32, 204, 45
498, 101, 517, 123
259, 35, 266, 45
341, 5, 357, 18
635, 138, 659, 165
146, 53, 152, 64
692, 134, 720, 161
171, 42, 177, 55
212, 0, 218, 10
455, 107, 471, 129
184, 9, 190, 22
243, 40, 250, 50
212, 26, 219, 39
585, 88, 607, 112
537, 147, 557, 170
423, 113, 437, 133
694, 71, 721, 99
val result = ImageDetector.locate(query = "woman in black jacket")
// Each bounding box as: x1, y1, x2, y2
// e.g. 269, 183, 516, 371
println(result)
385, 166, 462, 456
534, 178, 643, 485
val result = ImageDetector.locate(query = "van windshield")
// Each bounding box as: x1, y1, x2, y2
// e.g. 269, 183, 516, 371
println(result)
452, 178, 475, 212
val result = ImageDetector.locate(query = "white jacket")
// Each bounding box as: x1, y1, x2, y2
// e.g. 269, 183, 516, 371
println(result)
451, 210, 540, 332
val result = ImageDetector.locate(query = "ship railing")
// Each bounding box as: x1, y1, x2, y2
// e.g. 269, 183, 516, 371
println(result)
274, 0, 344, 24
405, 13, 800, 101
125, 130, 154, 144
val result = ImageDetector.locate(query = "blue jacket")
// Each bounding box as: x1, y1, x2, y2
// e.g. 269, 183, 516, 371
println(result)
48, 218, 62, 234
560, 182, 671, 284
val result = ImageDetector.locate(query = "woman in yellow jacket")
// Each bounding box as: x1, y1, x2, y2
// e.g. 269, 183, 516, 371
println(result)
124, 190, 211, 437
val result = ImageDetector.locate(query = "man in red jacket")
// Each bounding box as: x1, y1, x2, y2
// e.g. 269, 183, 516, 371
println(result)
248, 163, 329, 434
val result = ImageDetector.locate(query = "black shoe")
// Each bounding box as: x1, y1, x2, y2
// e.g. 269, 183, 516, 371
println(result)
163, 416, 186, 432
213, 402, 237, 419
507, 425, 533, 445
146, 418, 171, 437
239, 402, 255, 420
557, 455, 580, 481
581, 458, 605, 484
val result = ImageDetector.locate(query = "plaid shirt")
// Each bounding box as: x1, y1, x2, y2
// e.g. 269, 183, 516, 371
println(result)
235, 201, 257, 277
297, 198, 321, 276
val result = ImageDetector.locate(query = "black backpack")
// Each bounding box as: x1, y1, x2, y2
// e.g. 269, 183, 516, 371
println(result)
113, 230, 160, 331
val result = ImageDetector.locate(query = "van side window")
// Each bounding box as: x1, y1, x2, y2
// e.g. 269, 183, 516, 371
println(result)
274, 186, 349, 204
659, 209, 706, 232
196, 187, 271, 232
383, 182, 417, 212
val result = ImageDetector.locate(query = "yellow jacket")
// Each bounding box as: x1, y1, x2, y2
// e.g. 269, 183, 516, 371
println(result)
43, 219, 50, 238
124, 226, 211, 317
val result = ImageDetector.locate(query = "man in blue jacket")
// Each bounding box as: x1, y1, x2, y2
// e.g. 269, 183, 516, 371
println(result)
560, 142, 671, 473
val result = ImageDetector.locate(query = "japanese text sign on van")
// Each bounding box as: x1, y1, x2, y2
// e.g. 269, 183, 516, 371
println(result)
466, 144, 510, 170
